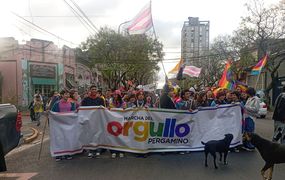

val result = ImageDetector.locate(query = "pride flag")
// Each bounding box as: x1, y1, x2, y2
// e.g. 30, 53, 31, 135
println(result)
127, 2, 153, 34
218, 61, 235, 90
251, 54, 268, 75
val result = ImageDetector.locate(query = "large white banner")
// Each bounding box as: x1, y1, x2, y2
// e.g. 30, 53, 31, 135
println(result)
49, 104, 242, 157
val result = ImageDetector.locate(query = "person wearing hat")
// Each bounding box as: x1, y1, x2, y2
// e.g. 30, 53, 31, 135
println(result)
159, 84, 176, 109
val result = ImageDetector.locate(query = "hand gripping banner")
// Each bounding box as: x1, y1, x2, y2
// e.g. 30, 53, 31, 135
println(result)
49, 104, 242, 156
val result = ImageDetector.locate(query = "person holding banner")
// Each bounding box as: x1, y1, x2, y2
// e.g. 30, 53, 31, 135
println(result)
81, 85, 105, 158
135, 90, 146, 108
51, 89, 77, 161
176, 89, 196, 110
109, 89, 126, 158
211, 91, 227, 106
160, 84, 176, 109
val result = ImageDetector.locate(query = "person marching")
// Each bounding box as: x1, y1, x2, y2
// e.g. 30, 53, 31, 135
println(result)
81, 85, 105, 158
243, 87, 260, 151
272, 85, 285, 144
51, 89, 77, 161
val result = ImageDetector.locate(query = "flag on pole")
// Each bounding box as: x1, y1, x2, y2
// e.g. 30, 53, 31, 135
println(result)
127, 2, 153, 34
251, 54, 268, 75
183, 65, 202, 77
168, 58, 183, 74
218, 61, 235, 90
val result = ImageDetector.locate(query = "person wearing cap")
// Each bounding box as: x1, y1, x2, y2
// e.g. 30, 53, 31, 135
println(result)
160, 84, 176, 109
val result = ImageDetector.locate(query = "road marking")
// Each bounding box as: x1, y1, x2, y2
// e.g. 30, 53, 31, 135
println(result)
6, 137, 49, 157
0, 172, 38, 180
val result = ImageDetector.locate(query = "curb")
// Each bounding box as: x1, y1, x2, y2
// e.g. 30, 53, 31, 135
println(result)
23, 127, 39, 143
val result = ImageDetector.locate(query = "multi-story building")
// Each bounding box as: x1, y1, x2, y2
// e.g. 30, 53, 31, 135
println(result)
0, 37, 97, 107
181, 17, 210, 66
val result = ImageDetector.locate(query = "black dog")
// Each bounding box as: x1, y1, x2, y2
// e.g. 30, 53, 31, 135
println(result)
245, 133, 285, 180
201, 134, 233, 169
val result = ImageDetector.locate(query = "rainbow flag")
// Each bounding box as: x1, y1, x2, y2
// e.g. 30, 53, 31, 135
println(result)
218, 61, 235, 90
251, 54, 268, 75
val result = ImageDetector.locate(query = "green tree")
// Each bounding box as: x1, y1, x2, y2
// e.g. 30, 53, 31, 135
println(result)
79, 27, 163, 89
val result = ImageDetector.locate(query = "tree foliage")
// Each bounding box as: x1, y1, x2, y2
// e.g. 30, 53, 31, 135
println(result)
78, 27, 163, 89
237, 0, 285, 96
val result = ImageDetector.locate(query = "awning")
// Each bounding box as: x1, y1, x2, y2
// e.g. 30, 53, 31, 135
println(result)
32, 77, 56, 85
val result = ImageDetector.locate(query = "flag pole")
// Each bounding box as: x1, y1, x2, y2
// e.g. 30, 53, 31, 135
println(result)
150, 0, 168, 80
254, 54, 268, 90
254, 71, 262, 89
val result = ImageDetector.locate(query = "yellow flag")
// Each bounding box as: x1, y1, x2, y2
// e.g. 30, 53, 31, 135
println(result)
168, 58, 183, 74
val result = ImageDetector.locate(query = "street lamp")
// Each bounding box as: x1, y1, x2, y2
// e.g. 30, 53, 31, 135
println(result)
118, 20, 131, 34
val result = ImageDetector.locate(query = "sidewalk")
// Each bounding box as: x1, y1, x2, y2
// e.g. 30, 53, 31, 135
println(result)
21, 113, 49, 144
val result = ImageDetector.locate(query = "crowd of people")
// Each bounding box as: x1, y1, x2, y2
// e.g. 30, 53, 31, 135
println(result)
28, 83, 272, 161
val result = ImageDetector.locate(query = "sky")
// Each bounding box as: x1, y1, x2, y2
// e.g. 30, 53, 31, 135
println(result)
0, 0, 280, 85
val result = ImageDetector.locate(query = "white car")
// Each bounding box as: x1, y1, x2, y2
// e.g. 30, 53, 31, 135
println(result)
258, 101, 268, 118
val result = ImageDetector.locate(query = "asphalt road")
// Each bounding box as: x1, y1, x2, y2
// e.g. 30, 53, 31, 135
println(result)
2, 113, 285, 180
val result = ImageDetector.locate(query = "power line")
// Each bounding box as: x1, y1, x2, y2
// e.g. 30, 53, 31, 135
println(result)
22, 15, 106, 18
12, 12, 79, 46
63, 0, 96, 36
68, 0, 99, 32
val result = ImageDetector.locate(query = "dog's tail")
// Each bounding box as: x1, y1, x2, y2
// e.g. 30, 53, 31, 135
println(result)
201, 141, 206, 145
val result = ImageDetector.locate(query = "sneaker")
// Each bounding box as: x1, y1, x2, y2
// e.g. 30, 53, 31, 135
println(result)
234, 148, 240, 153
95, 152, 101, 158
247, 142, 255, 150
111, 153, 116, 159
65, 155, 73, 160
242, 142, 254, 152
88, 152, 94, 158
179, 152, 185, 155
241, 146, 254, 152
55, 156, 62, 162
119, 153, 124, 158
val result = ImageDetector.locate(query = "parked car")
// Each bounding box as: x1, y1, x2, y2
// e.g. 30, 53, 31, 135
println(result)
0, 104, 22, 155
258, 101, 268, 118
